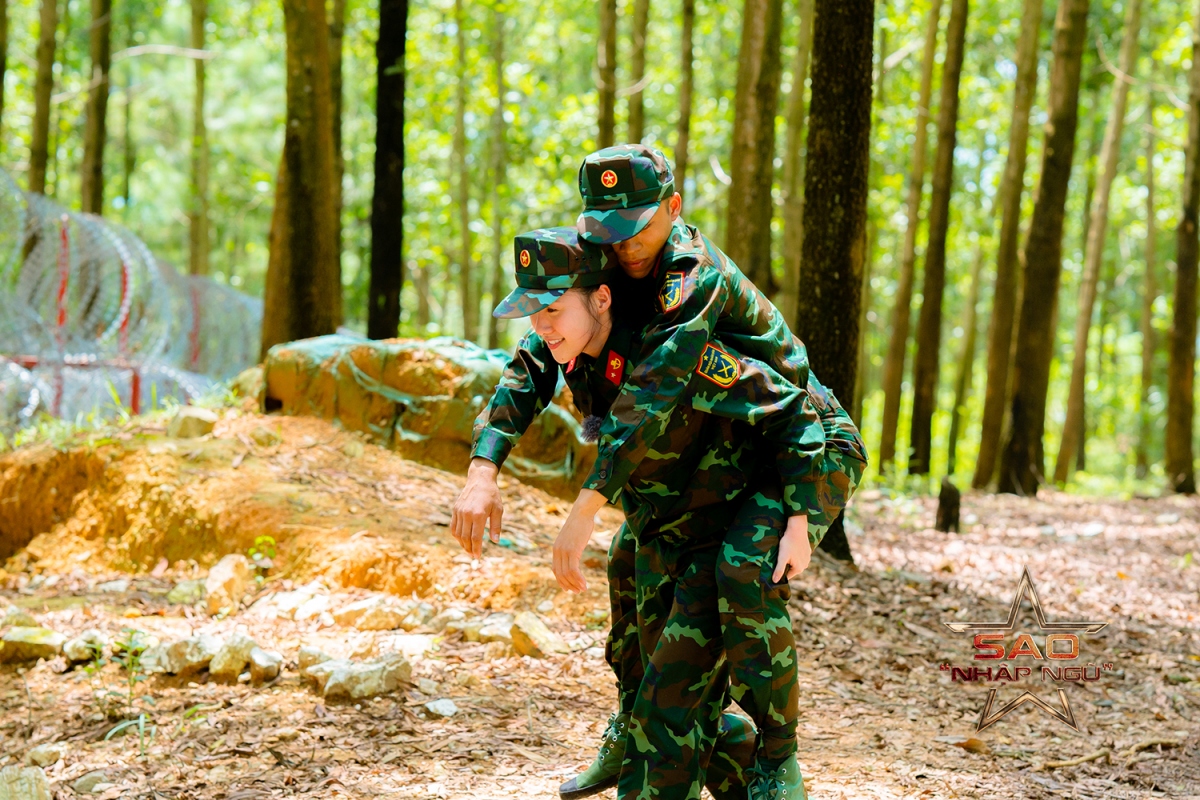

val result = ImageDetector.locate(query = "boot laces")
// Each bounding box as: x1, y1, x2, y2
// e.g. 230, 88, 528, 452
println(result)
748, 764, 787, 800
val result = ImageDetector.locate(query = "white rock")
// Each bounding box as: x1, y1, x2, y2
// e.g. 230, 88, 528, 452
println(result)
167, 406, 219, 438
318, 653, 412, 700
205, 555, 253, 616
0, 628, 65, 663
510, 612, 569, 658
294, 594, 333, 622
71, 771, 107, 795
401, 602, 436, 630
584, 646, 605, 659
477, 613, 514, 644
427, 608, 468, 632
1156, 513, 1181, 525
304, 659, 354, 693
160, 634, 221, 675
0, 607, 37, 628
209, 634, 258, 681
298, 646, 332, 676
24, 743, 67, 768
424, 699, 458, 718
249, 648, 283, 685
333, 596, 410, 631
63, 630, 108, 663
1081, 522, 1106, 538
377, 633, 435, 659
536, 600, 554, 614
0, 766, 51, 799
95, 579, 129, 593
417, 678, 439, 694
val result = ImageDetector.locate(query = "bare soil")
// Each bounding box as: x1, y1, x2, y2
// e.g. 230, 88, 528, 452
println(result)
1, 410, 1197, 799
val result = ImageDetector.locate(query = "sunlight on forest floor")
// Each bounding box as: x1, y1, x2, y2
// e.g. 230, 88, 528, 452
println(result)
0, 410, 1197, 799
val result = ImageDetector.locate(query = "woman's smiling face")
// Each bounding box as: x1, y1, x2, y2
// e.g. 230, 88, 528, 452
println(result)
530, 286, 613, 364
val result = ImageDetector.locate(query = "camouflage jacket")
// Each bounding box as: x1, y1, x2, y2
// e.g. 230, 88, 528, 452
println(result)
585, 220, 836, 515
472, 313, 834, 528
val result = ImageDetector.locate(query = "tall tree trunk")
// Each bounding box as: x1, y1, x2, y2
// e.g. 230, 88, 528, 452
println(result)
330, 0, 346, 273
80, 0, 112, 214
1166, 1, 1200, 495
724, 0, 784, 291
597, 0, 617, 148
972, 0, 1044, 488
260, 0, 340, 356
188, 0, 210, 275
947, 237, 985, 475
675, 0, 694, 199
627, 0, 650, 143
998, 0, 1090, 497
1136, 91, 1157, 479
1053, 0, 1141, 484
486, 1, 507, 349
795, 0, 874, 563
0, 0, 8, 142
29, 0, 58, 194
120, 16, 134, 213
907, 0, 967, 476
454, 0, 477, 341
780, 0, 815, 328
877, 0, 942, 468
367, 0, 408, 339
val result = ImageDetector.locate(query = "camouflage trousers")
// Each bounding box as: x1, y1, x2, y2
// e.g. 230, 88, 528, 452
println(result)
605, 449, 867, 798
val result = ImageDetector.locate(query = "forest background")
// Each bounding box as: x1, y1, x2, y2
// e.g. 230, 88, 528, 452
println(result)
2, 0, 1200, 499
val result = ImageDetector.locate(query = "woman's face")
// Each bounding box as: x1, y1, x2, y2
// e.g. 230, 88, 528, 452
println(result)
530, 287, 612, 364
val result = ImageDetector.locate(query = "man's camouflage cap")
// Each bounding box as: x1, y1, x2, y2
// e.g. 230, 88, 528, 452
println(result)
492, 226, 614, 318
576, 144, 675, 245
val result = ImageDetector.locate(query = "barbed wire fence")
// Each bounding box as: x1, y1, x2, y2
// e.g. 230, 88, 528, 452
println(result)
0, 169, 262, 436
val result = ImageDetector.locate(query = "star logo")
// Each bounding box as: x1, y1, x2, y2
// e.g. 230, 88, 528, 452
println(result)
942, 567, 1107, 732
600, 169, 619, 189
520, 250, 532, 268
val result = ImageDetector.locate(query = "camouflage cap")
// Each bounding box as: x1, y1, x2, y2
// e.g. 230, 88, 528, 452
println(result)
492, 226, 614, 318
576, 144, 676, 245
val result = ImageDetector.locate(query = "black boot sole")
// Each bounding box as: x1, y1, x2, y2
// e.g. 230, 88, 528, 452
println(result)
559, 774, 619, 799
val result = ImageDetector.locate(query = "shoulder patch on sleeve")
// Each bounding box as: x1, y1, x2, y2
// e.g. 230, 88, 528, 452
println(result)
659, 271, 685, 313
696, 343, 740, 388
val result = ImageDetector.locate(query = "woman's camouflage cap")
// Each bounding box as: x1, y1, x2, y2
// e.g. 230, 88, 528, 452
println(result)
492, 226, 614, 318
576, 144, 676, 245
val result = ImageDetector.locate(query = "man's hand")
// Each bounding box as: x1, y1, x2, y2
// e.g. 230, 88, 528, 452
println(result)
772, 515, 812, 583
552, 489, 608, 593
451, 458, 504, 559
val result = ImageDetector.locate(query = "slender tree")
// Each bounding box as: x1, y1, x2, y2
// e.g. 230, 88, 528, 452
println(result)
367, 0, 409, 339
29, 0, 58, 194
948, 234, 985, 475
454, 0, 477, 341
486, 1, 508, 349
330, 0, 347, 267
260, 0, 340, 355
1136, 90, 1157, 479
780, 0, 815, 327
998, 0, 1090, 496
973, 0, 1044, 488
597, 0, 617, 148
80, 0, 113, 214
878, 0, 942, 468
908, 0, 968, 476
1053, 0, 1142, 483
627, 0, 650, 143
188, 0, 210, 275
795, 0, 874, 562
1166, 0, 1200, 495
0, 0, 8, 142
674, 0, 694, 198
724, 0, 784, 290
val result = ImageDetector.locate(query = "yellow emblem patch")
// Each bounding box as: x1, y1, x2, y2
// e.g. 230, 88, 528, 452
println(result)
696, 343, 740, 388
659, 271, 684, 312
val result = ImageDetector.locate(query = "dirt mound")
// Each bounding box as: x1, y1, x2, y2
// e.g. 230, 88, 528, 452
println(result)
0, 411, 621, 611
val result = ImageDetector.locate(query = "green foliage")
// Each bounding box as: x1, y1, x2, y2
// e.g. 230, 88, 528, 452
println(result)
2, 0, 1194, 489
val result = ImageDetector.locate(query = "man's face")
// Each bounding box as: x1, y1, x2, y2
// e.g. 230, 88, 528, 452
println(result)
610, 193, 682, 279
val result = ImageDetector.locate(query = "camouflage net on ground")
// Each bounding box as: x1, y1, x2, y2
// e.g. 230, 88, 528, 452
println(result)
0, 169, 262, 435
263, 335, 595, 497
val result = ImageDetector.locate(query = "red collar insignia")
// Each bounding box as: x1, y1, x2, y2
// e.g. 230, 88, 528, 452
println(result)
604, 350, 625, 385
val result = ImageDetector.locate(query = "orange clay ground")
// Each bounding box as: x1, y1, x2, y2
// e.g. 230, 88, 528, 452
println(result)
0, 409, 1198, 799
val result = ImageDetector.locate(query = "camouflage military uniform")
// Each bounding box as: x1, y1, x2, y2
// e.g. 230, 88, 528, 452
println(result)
473, 226, 868, 799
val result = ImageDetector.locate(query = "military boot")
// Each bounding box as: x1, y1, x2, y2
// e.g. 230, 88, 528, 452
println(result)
558, 711, 628, 799
746, 754, 808, 800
